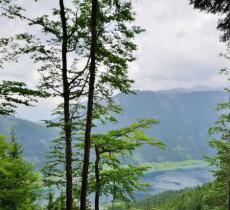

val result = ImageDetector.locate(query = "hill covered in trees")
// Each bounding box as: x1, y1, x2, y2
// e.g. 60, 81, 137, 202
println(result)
135, 184, 211, 210
0, 89, 227, 166
0, 116, 57, 166
112, 89, 227, 162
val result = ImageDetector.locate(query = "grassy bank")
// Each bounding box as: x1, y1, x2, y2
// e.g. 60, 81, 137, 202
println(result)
143, 159, 208, 173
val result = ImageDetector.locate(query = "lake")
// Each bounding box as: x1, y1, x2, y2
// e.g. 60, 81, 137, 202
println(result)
136, 165, 213, 199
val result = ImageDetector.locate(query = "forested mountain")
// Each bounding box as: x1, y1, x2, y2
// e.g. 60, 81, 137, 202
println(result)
104, 89, 227, 162
0, 89, 227, 165
0, 116, 57, 166
135, 183, 211, 210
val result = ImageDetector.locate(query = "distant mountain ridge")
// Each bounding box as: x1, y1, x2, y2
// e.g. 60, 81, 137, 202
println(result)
103, 89, 228, 162
0, 116, 57, 166
157, 86, 224, 94
0, 89, 228, 165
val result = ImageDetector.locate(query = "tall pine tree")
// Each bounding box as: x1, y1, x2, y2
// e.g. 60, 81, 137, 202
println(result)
0, 134, 41, 210
207, 68, 230, 210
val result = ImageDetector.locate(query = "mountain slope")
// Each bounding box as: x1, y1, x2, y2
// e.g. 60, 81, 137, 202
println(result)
106, 90, 227, 162
0, 89, 227, 164
0, 116, 57, 165
136, 183, 211, 210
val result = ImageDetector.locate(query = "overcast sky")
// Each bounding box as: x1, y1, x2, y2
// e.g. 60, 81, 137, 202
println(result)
0, 0, 227, 121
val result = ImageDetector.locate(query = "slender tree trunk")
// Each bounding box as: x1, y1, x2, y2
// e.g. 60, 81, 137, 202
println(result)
94, 147, 101, 210
111, 181, 116, 209
80, 0, 98, 209
228, 119, 230, 210
59, 1, 73, 209
228, 164, 230, 210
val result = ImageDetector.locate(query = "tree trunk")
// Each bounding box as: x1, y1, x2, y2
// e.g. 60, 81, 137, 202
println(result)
94, 147, 101, 210
80, 0, 98, 209
228, 167, 230, 210
59, 1, 73, 209
228, 125, 230, 210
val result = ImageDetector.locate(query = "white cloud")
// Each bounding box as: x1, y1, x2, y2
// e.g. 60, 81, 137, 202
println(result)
130, 0, 227, 90
0, 0, 228, 121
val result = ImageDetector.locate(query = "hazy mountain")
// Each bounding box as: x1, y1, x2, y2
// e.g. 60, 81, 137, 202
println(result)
0, 116, 57, 166
100, 90, 228, 162
0, 89, 227, 165
159, 86, 224, 94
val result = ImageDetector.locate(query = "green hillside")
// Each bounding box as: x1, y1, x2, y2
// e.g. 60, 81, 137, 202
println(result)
135, 184, 211, 210
145, 159, 207, 172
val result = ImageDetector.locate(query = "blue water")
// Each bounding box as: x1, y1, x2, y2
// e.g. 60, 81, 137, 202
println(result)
136, 165, 213, 199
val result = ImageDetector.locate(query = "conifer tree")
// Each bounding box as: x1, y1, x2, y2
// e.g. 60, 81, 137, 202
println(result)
207, 68, 230, 210
8, 128, 22, 159
189, 2, 230, 209
47, 191, 55, 210
56, 190, 66, 210
0, 134, 41, 210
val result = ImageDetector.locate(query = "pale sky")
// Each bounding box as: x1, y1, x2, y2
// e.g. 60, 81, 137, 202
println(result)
0, 0, 227, 121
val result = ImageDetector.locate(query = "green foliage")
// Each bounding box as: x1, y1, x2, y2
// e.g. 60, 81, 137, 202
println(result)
0, 116, 57, 167
136, 184, 213, 210
42, 131, 81, 190
47, 191, 55, 210
100, 165, 150, 202
0, 90, 226, 166
43, 116, 164, 208
203, 69, 230, 209
0, 1, 143, 207
112, 90, 226, 163
106, 202, 138, 210
135, 181, 230, 210
42, 101, 123, 209
0, 80, 49, 115
8, 128, 23, 159
0, 134, 42, 210
55, 190, 66, 210
146, 160, 207, 172
88, 119, 165, 207
0, 0, 142, 106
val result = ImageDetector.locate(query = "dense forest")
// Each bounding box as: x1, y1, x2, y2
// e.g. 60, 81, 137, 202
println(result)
136, 184, 212, 210
0, 0, 229, 210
